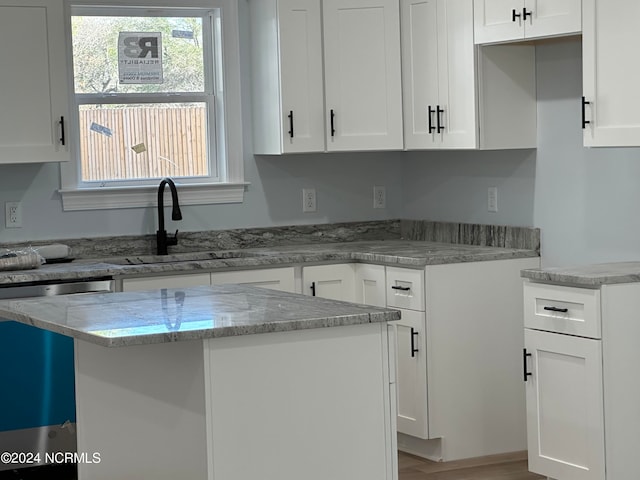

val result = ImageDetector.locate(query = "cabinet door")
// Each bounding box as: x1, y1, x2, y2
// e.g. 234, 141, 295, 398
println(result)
0, 0, 69, 163
323, 0, 403, 151
524, 329, 605, 480
401, 0, 440, 149
394, 308, 428, 439
474, 0, 524, 44
354, 264, 386, 307
302, 264, 356, 302
583, 0, 640, 146
210, 268, 295, 293
122, 273, 211, 291
436, 0, 477, 149
278, 0, 325, 153
249, 0, 324, 154
523, 0, 581, 40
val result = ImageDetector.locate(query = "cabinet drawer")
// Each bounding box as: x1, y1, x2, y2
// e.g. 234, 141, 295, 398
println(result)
386, 267, 424, 311
523, 282, 601, 339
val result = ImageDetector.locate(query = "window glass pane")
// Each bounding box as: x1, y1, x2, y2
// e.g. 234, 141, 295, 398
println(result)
78, 103, 210, 182
71, 15, 205, 94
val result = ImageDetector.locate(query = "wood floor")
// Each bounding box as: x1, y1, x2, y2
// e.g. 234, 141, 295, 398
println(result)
399, 451, 545, 480
0, 452, 543, 479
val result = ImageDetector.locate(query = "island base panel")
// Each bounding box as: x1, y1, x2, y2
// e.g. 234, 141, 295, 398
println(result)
75, 323, 396, 480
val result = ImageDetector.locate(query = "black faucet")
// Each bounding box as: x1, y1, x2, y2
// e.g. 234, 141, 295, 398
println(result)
156, 178, 182, 255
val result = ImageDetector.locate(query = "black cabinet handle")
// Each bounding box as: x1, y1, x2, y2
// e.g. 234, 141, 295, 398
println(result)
428, 106, 435, 133
330, 109, 336, 137
512, 8, 521, 22
288, 110, 294, 138
523, 8, 532, 20
523, 348, 532, 382
391, 285, 411, 291
410, 327, 419, 357
582, 96, 591, 129
310, 281, 316, 297
436, 105, 444, 133
59, 116, 65, 146
543, 306, 569, 313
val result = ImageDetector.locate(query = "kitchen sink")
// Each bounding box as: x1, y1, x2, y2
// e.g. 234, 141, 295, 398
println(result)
105, 250, 268, 265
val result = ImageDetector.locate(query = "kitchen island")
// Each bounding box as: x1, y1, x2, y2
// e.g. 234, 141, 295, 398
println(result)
0, 284, 400, 480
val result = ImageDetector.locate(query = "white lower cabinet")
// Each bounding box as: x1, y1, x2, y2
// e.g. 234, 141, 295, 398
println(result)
523, 280, 606, 480
210, 267, 295, 292
524, 328, 605, 480
523, 279, 640, 480
302, 264, 356, 301
122, 268, 295, 293
354, 263, 387, 307
121, 273, 212, 291
394, 308, 428, 439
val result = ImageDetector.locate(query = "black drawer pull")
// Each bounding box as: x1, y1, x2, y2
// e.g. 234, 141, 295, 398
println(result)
410, 327, 419, 357
288, 110, 294, 138
512, 8, 521, 22
523, 348, 532, 382
523, 8, 532, 20
310, 281, 316, 297
59, 116, 65, 146
391, 285, 411, 291
543, 306, 569, 313
330, 109, 336, 137
428, 105, 435, 133
436, 105, 444, 133
582, 96, 591, 129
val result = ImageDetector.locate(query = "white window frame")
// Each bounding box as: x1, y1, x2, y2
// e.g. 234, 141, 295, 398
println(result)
59, 0, 246, 211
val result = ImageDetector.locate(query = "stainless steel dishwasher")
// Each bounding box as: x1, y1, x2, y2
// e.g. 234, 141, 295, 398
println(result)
0, 277, 114, 471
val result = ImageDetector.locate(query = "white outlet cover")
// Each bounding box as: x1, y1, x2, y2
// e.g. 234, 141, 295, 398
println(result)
373, 185, 386, 209
302, 188, 316, 213
488, 187, 498, 212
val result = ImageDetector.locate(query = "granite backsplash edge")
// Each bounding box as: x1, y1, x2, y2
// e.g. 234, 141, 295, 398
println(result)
1, 220, 539, 259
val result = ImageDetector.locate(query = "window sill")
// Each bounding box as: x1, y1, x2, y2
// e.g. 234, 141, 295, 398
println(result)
59, 182, 249, 211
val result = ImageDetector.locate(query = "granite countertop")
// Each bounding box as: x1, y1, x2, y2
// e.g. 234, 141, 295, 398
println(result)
0, 284, 401, 347
521, 262, 640, 287
0, 240, 539, 285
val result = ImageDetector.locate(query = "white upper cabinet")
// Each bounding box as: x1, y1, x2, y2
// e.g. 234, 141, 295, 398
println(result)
322, 0, 404, 151
402, 0, 537, 150
474, 0, 582, 45
0, 0, 70, 164
250, 0, 325, 154
401, 0, 477, 149
582, 0, 640, 147
250, 0, 403, 154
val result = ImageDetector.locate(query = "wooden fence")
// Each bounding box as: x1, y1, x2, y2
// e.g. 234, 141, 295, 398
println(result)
79, 105, 208, 181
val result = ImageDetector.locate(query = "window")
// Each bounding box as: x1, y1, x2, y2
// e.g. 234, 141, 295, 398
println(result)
60, 0, 244, 211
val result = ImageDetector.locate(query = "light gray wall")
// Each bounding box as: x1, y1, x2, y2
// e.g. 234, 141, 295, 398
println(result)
534, 39, 640, 267
0, 1, 402, 243
401, 149, 536, 227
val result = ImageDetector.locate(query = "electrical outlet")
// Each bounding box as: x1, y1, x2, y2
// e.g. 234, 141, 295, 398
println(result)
302, 188, 316, 213
373, 185, 386, 209
487, 187, 498, 212
5, 202, 22, 228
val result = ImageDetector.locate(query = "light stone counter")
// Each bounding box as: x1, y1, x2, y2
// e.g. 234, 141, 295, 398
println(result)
0, 240, 539, 285
0, 284, 400, 347
521, 261, 640, 287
